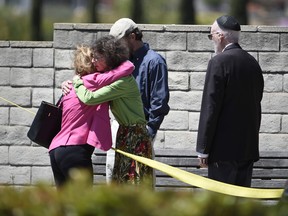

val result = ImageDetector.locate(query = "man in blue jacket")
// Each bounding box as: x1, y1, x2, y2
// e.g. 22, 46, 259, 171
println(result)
196, 15, 264, 187
109, 18, 170, 139
107, 18, 170, 183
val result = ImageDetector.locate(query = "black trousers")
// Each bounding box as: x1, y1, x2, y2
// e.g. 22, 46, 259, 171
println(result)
49, 144, 95, 188
208, 160, 254, 187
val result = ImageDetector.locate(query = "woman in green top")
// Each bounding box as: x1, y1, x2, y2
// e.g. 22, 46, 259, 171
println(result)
73, 36, 153, 187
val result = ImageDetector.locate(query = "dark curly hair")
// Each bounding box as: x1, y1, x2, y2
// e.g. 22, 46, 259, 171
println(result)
92, 35, 129, 71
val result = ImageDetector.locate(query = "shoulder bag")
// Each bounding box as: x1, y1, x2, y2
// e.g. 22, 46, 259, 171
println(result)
27, 96, 63, 148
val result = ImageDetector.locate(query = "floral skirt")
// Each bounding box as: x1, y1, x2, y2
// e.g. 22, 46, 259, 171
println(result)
112, 124, 153, 186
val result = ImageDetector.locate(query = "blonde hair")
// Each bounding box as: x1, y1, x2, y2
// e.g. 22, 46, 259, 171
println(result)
73, 45, 94, 76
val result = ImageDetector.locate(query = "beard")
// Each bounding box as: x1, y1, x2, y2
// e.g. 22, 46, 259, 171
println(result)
214, 42, 223, 55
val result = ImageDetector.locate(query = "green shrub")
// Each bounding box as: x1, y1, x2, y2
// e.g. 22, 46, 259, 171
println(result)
0, 172, 287, 216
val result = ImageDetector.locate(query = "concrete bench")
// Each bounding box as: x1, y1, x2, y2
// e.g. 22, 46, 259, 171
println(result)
92, 149, 288, 191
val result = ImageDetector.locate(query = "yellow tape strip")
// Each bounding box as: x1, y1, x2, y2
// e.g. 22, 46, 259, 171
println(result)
0, 95, 283, 199
113, 148, 284, 199
0, 96, 36, 115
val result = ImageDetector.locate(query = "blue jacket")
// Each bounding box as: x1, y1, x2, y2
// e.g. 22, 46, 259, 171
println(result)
131, 43, 170, 138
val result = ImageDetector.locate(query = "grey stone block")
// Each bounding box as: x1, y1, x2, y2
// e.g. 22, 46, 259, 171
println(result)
11, 68, 54, 87
281, 115, 288, 133
0, 108, 9, 125
9, 146, 50, 166
240, 32, 279, 51
259, 133, 288, 151
167, 51, 210, 71
260, 114, 281, 133
189, 112, 200, 131
160, 110, 189, 130
31, 166, 54, 185
263, 74, 283, 92
54, 49, 74, 69
33, 48, 54, 67
262, 92, 288, 113
0, 87, 31, 106
187, 32, 214, 51
0, 48, 32, 67
0, 125, 30, 145
0, 166, 31, 185
0, 68, 10, 85
32, 88, 55, 106
0, 146, 9, 164
168, 71, 189, 90
164, 131, 197, 149
190, 72, 206, 90
259, 52, 288, 72
169, 91, 202, 111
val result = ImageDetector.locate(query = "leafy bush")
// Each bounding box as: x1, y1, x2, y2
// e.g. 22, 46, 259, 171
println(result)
0, 171, 287, 216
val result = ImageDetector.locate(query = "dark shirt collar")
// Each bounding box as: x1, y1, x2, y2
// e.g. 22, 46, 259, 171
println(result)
131, 43, 149, 61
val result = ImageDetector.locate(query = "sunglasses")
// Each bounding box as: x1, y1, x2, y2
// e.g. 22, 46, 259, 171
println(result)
207, 32, 222, 40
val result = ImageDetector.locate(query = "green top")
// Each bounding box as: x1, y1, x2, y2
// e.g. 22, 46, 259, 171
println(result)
73, 75, 146, 126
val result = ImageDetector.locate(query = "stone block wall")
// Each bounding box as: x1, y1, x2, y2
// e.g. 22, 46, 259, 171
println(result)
0, 23, 287, 186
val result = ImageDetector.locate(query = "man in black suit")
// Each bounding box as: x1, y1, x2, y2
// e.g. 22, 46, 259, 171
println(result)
196, 15, 264, 187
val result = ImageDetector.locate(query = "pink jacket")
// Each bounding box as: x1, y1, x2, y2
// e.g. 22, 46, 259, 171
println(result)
49, 61, 134, 152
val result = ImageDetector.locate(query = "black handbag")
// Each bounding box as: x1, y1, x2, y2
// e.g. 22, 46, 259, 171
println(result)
27, 96, 63, 148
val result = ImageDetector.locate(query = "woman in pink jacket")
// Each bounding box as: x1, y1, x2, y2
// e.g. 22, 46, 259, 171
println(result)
49, 37, 134, 188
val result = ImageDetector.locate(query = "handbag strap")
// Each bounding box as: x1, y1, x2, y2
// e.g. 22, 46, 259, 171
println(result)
56, 95, 63, 107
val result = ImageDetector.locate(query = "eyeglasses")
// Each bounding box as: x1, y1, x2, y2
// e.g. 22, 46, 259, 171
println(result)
207, 32, 221, 40
92, 55, 104, 62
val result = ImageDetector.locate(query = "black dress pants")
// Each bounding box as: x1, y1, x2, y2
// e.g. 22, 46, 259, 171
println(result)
208, 160, 254, 187
49, 144, 95, 188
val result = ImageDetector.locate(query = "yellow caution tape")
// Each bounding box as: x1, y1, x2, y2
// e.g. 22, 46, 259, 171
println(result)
113, 148, 284, 199
0, 96, 36, 115
0, 95, 284, 199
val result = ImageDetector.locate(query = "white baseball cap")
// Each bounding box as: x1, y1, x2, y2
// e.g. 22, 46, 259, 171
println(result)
109, 18, 138, 39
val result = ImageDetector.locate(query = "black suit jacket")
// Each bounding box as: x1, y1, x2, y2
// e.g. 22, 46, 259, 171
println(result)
196, 43, 264, 163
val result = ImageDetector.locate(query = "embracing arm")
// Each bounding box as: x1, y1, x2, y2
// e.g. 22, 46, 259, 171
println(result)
61, 61, 134, 95
73, 76, 125, 105
83, 60, 134, 91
